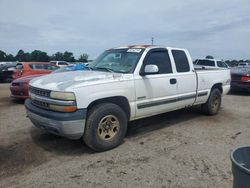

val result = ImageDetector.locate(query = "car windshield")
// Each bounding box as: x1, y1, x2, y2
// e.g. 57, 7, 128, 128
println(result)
89, 48, 144, 73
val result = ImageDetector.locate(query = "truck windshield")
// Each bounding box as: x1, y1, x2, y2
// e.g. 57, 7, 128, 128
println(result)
89, 48, 144, 73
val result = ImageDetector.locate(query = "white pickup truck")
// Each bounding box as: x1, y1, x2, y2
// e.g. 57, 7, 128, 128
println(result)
25, 45, 231, 151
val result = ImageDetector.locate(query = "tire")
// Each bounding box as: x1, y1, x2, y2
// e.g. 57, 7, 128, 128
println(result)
83, 103, 128, 152
201, 88, 222, 115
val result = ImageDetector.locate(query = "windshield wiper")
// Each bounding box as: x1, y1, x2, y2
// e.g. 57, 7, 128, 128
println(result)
93, 67, 114, 73
85, 65, 93, 70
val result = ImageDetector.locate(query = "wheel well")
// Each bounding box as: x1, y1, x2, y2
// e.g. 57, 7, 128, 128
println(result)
87, 96, 131, 119
211, 83, 223, 93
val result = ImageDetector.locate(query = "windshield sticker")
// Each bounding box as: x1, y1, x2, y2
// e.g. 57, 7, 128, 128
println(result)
127, 49, 142, 53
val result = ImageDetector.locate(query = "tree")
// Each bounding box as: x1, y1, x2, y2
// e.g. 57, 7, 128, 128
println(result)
63, 51, 75, 62
205, 55, 214, 59
30, 50, 49, 62
15, 49, 31, 62
78, 53, 88, 62
51, 52, 64, 61
0, 50, 7, 61
50, 51, 75, 62
5, 54, 15, 61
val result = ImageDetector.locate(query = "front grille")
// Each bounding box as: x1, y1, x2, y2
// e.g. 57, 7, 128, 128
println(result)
32, 99, 49, 109
29, 86, 51, 98
11, 90, 23, 96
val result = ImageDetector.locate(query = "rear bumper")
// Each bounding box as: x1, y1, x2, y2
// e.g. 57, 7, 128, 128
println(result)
231, 81, 250, 91
25, 99, 86, 139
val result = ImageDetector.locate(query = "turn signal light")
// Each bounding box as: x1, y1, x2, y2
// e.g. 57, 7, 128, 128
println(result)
241, 76, 250, 81
49, 104, 77, 112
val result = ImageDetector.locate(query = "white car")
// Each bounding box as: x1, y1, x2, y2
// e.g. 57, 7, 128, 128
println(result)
194, 58, 229, 69
50, 61, 69, 67
25, 45, 231, 151
238, 62, 250, 67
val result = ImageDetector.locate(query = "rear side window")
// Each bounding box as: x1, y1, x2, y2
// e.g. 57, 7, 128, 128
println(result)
29, 64, 45, 69
172, 50, 190, 72
197, 60, 215, 67
44, 64, 58, 70
217, 61, 227, 68
58, 62, 68, 65
144, 50, 172, 74
15, 64, 23, 69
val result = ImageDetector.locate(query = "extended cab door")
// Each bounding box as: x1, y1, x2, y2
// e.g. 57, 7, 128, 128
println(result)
170, 49, 196, 107
134, 48, 178, 118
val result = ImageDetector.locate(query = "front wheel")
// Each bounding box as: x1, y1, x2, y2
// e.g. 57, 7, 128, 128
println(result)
201, 88, 222, 115
83, 103, 127, 152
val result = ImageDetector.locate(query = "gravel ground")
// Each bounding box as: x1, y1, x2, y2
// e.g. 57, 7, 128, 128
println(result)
0, 83, 249, 188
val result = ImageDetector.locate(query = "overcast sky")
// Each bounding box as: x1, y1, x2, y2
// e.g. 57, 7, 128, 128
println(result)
0, 0, 249, 59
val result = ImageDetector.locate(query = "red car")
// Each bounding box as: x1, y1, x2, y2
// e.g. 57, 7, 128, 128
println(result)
10, 63, 87, 100
12, 62, 58, 80
10, 74, 43, 99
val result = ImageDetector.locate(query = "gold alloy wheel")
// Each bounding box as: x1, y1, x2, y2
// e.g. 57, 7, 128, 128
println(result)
211, 95, 219, 111
97, 115, 120, 140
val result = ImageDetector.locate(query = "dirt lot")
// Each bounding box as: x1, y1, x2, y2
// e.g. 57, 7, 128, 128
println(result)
0, 83, 249, 188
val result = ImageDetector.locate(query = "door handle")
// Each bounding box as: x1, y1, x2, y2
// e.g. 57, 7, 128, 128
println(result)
170, 78, 177, 85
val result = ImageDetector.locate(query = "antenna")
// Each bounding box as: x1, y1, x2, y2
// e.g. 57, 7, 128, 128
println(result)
151, 37, 154, 45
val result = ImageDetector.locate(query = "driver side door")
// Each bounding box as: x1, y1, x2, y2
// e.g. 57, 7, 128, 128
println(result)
134, 48, 178, 118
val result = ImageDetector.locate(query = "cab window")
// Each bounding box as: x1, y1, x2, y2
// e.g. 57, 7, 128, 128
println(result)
172, 50, 190, 72
144, 49, 172, 74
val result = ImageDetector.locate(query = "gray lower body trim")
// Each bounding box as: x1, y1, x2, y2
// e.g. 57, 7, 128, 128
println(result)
27, 109, 85, 139
137, 91, 208, 109
25, 99, 86, 121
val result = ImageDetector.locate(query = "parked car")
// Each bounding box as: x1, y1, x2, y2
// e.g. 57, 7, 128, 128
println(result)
10, 74, 42, 99
0, 64, 16, 83
50, 61, 70, 67
194, 58, 229, 69
25, 45, 230, 151
10, 63, 87, 100
231, 66, 250, 92
12, 62, 58, 80
238, 62, 250, 67
53, 63, 87, 73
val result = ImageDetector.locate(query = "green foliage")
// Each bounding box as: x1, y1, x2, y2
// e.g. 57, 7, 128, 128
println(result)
205, 55, 214, 59
62, 51, 75, 62
51, 52, 64, 61
30, 50, 50, 62
0, 50, 7, 61
15, 49, 31, 62
78, 53, 88, 62
51, 51, 75, 62
5, 54, 15, 61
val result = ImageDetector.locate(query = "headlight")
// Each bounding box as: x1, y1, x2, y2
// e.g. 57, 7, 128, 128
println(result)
49, 104, 77, 112
50, 91, 75, 100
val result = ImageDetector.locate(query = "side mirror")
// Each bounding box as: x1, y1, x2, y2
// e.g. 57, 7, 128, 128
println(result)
141, 64, 159, 76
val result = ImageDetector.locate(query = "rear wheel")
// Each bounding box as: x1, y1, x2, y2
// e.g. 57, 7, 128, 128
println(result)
83, 103, 127, 152
201, 88, 222, 115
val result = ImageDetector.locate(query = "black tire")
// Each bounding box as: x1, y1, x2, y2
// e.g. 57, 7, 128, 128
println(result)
83, 103, 127, 152
201, 88, 222, 115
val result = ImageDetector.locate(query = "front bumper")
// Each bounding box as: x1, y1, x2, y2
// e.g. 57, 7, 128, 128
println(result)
25, 99, 86, 139
10, 85, 29, 99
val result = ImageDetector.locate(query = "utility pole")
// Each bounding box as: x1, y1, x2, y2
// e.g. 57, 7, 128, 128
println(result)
151, 37, 154, 45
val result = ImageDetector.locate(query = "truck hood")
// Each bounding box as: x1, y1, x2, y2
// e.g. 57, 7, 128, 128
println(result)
29, 70, 129, 91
